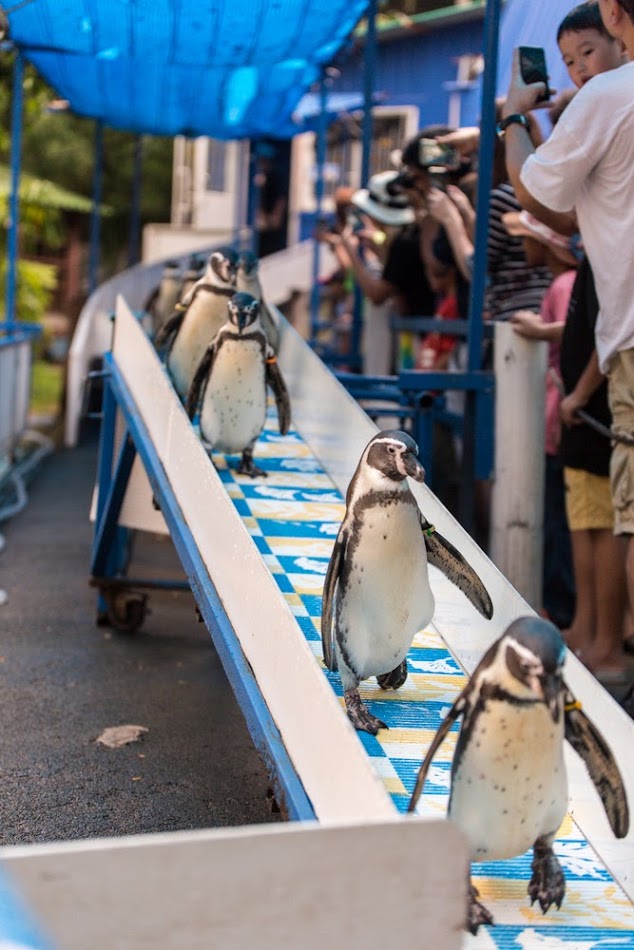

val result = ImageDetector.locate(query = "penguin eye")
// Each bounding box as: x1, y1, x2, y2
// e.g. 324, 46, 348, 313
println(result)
387, 445, 397, 455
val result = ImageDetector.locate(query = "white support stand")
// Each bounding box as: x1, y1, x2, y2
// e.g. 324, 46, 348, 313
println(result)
490, 320, 547, 610
3, 819, 468, 950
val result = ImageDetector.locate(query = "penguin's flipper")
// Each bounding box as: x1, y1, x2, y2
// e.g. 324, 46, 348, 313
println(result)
321, 534, 345, 672
185, 344, 216, 420
421, 518, 493, 620
266, 353, 291, 435
408, 690, 468, 813
563, 686, 630, 838
154, 309, 185, 350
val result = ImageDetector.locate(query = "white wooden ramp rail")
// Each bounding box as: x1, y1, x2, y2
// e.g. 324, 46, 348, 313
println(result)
2, 819, 467, 950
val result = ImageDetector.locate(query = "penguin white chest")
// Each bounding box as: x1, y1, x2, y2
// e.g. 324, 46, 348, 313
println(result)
199, 339, 266, 453
338, 499, 434, 679
169, 295, 226, 396
449, 700, 567, 861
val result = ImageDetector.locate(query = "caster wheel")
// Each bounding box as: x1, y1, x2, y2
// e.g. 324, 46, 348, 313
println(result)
105, 591, 148, 633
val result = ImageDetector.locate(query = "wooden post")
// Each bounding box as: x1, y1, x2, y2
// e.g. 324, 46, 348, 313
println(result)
490, 321, 547, 609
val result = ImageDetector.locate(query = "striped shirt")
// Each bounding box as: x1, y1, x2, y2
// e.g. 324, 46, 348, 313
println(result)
486, 183, 552, 321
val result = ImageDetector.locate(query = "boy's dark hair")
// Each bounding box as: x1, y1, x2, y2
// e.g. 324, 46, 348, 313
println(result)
556, 0, 611, 41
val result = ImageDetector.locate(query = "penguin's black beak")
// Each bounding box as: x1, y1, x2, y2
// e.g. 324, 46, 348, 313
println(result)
236, 311, 248, 333
539, 673, 562, 722
403, 452, 425, 482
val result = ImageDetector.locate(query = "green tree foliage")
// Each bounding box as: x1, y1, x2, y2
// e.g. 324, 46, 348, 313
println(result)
0, 51, 174, 290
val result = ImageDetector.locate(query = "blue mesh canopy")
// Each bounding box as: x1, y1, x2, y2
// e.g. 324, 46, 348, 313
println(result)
6, 0, 371, 138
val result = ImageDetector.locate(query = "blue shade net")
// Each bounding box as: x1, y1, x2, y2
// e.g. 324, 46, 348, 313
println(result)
6, 0, 371, 138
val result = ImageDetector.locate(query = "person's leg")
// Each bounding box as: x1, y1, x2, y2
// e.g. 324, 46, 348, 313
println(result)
587, 529, 628, 669
543, 455, 575, 629
564, 528, 596, 658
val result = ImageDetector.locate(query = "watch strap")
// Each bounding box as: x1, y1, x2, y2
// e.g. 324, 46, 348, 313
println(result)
496, 113, 529, 138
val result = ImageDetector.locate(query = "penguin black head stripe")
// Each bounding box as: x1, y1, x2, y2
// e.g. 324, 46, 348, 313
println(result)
210, 247, 239, 285
238, 250, 259, 278
227, 292, 260, 333
503, 617, 566, 721
365, 430, 425, 483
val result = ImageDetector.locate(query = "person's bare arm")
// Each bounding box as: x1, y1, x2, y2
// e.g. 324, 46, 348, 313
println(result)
340, 233, 395, 304
502, 50, 577, 234
560, 349, 604, 427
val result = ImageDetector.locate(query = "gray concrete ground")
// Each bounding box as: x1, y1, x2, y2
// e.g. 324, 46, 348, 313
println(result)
0, 431, 279, 846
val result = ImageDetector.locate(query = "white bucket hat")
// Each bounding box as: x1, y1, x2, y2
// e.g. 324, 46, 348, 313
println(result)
351, 170, 415, 227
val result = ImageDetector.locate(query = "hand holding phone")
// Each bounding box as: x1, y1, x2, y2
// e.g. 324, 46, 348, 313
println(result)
518, 46, 551, 102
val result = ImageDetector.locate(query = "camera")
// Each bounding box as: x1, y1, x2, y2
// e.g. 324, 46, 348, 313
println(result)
417, 138, 460, 171
385, 171, 418, 197
346, 209, 365, 233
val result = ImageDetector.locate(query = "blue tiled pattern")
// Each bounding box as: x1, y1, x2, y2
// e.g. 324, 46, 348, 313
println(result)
210, 412, 634, 946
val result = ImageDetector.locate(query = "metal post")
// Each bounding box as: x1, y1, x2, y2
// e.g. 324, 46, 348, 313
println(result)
460, 0, 502, 532
5, 50, 24, 329
350, 0, 379, 372
127, 135, 143, 268
360, 0, 377, 190
88, 119, 104, 296
309, 76, 328, 345
247, 140, 261, 256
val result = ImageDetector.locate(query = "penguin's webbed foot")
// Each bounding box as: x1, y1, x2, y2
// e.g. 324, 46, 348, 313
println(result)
237, 450, 267, 479
467, 883, 494, 934
528, 838, 565, 914
344, 689, 387, 735
376, 659, 408, 690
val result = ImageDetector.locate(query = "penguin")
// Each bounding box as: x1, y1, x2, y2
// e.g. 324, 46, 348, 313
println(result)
179, 252, 207, 300
236, 250, 280, 352
185, 291, 291, 478
321, 430, 494, 736
408, 615, 630, 935
155, 246, 239, 398
144, 260, 182, 339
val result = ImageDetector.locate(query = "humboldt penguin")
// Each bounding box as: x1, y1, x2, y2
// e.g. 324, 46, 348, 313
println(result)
155, 246, 239, 398
321, 430, 493, 735
186, 291, 291, 477
144, 260, 182, 339
408, 615, 629, 934
236, 250, 280, 351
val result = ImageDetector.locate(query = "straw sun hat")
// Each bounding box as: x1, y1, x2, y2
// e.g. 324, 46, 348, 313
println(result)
351, 170, 415, 227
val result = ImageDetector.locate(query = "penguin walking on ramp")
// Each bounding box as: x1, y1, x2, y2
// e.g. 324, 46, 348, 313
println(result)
186, 291, 290, 477
408, 615, 629, 935
321, 430, 493, 735
155, 247, 239, 398
236, 250, 280, 352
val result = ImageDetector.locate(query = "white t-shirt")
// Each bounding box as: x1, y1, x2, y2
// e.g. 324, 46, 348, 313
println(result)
521, 61, 634, 372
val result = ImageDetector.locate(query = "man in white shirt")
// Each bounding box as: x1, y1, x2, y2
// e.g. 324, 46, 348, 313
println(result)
501, 0, 634, 610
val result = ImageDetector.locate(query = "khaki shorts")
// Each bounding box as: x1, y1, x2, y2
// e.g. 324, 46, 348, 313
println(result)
607, 348, 634, 534
564, 467, 614, 531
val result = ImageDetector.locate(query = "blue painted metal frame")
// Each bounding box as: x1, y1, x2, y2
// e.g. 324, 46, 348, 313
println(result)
5, 50, 24, 329
91, 354, 315, 821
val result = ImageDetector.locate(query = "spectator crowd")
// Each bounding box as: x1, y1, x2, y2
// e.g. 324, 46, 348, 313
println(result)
314, 0, 634, 692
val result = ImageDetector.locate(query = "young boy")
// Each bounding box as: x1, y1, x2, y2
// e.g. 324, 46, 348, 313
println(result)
555, 1, 629, 678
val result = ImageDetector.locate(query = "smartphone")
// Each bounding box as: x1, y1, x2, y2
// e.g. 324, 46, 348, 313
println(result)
418, 138, 460, 171
518, 46, 551, 102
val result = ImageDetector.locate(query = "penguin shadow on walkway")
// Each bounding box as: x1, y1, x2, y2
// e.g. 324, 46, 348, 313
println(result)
321, 429, 493, 735
408, 615, 630, 935
185, 291, 291, 479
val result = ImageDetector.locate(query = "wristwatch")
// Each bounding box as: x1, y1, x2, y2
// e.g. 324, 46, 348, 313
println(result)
496, 113, 529, 140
